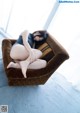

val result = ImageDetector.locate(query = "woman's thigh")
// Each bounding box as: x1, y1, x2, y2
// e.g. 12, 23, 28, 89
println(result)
10, 44, 29, 60
28, 59, 47, 69
31, 48, 42, 59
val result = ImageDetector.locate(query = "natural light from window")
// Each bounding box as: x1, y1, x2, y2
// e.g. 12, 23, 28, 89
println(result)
0, 0, 56, 38
48, 3, 80, 83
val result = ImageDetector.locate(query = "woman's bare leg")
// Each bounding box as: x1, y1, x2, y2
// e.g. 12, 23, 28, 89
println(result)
18, 49, 42, 78
28, 59, 47, 69
10, 44, 29, 60
18, 31, 43, 78
7, 30, 45, 78
7, 43, 29, 77
7, 62, 21, 69
20, 59, 47, 78
7, 59, 47, 78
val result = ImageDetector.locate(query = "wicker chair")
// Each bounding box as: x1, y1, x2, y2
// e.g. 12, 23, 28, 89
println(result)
2, 31, 69, 86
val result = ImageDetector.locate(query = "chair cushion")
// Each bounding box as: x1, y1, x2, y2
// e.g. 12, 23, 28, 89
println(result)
38, 42, 54, 62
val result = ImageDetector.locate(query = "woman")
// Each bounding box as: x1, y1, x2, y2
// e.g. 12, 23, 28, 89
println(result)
7, 30, 48, 78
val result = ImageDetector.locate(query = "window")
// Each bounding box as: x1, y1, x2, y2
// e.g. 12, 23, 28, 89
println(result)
0, 0, 56, 38
48, 3, 80, 83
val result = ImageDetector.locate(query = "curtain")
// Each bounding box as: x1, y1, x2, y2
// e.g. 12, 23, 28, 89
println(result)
48, 3, 80, 90
0, 0, 56, 38
6, 0, 55, 38
0, 0, 14, 31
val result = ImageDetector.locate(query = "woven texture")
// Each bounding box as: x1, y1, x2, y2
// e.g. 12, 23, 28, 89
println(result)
2, 31, 69, 86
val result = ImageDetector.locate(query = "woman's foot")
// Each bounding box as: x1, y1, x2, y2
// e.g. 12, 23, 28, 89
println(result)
7, 62, 20, 69
19, 60, 30, 78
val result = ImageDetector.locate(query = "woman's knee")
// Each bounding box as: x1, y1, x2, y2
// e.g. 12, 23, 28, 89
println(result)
10, 48, 16, 59
32, 49, 42, 59
10, 44, 29, 60
28, 59, 47, 69
39, 59, 47, 68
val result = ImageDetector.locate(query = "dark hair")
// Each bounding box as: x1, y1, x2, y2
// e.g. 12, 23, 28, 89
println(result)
32, 30, 48, 42
32, 30, 48, 48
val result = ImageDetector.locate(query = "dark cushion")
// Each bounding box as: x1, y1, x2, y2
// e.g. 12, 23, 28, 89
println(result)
38, 42, 54, 62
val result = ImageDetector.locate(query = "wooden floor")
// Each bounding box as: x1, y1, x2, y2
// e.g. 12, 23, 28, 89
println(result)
0, 56, 80, 113
0, 35, 80, 113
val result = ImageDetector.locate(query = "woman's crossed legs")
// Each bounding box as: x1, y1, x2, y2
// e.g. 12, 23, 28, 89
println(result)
7, 44, 47, 78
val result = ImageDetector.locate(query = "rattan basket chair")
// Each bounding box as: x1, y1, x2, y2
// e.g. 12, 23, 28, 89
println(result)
2, 31, 69, 86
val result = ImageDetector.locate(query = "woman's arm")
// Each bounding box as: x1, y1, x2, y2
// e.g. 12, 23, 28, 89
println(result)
21, 30, 36, 62
21, 30, 32, 54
